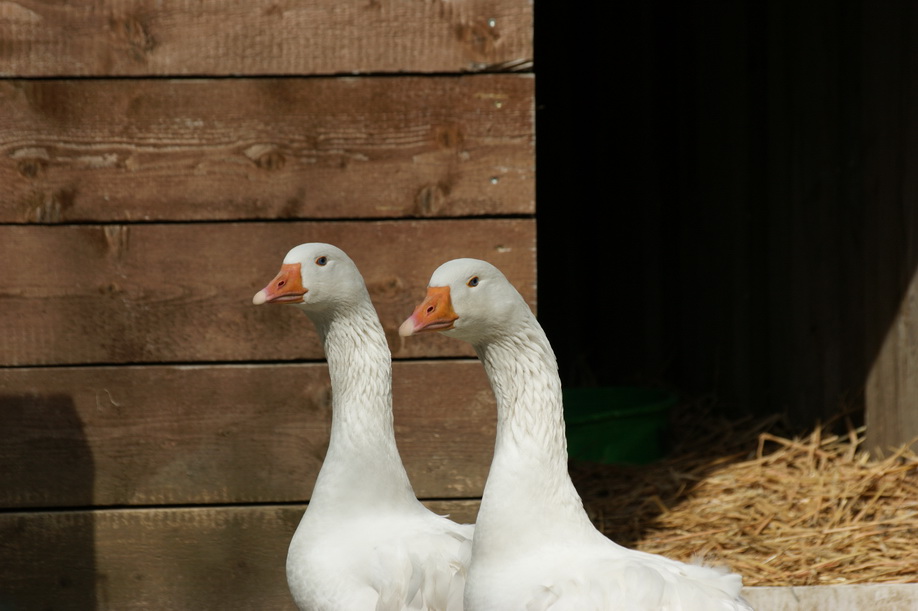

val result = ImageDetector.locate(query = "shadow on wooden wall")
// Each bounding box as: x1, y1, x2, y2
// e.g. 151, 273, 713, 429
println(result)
0, 394, 96, 610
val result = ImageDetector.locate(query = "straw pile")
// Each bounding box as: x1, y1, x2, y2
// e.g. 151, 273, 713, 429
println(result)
570, 399, 918, 586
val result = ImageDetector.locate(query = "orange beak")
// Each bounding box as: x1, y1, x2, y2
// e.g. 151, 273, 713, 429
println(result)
252, 263, 307, 305
399, 286, 459, 336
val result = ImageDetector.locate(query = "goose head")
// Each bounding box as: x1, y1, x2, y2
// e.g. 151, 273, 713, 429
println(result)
399, 258, 531, 344
252, 243, 368, 315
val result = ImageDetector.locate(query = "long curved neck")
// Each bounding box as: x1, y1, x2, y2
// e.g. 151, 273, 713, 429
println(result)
472, 317, 594, 545
305, 298, 417, 511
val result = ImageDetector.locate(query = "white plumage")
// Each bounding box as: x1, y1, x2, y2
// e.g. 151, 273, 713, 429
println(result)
400, 258, 753, 611
254, 243, 472, 611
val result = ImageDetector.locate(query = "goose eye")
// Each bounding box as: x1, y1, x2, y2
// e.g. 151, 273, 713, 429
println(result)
467, 276, 480, 287
315, 256, 328, 266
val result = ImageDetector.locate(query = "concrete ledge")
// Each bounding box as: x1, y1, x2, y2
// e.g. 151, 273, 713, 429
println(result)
743, 584, 918, 610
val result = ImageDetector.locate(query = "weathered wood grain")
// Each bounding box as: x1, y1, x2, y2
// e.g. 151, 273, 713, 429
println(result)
0, 76, 534, 223
0, 501, 480, 611
0, 219, 536, 366
0, 2, 530, 609
0, 0, 532, 77
0, 362, 496, 509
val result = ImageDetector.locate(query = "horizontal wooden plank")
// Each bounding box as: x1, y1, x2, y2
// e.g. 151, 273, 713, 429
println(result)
742, 585, 918, 610
0, 501, 480, 611
0, 75, 534, 222
0, 0, 532, 77
0, 219, 536, 366
0, 362, 496, 509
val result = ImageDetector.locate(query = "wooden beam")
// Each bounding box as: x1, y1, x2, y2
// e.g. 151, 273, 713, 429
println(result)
0, 76, 534, 223
0, 0, 532, 77
0, 362, 496, 508
0, 501, 480, 611
863, 3, 918, 455
0, 219, 536, 365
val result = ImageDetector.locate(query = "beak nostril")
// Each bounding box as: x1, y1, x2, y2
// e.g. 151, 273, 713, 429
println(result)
426, 306, 434, 314
278, 280, 286, 288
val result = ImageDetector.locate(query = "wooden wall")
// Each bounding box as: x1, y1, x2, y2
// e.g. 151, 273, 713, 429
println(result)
0, 2, 534, 609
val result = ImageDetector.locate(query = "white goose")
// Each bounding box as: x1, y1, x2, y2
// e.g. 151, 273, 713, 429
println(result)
254, 243, 473, 611
399, 258, 753, 611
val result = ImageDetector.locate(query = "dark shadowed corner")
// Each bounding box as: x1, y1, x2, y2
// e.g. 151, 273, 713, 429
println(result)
0, 394, 96, 610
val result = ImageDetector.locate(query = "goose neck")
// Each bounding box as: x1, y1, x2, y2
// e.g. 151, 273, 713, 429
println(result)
306, 301, 416, 508
472, 322, 591, 536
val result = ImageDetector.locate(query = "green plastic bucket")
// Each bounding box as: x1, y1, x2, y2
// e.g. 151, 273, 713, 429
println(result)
563, 386, 676, 465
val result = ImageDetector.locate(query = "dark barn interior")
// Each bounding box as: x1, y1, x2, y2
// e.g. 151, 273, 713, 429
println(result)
536, 1, 918, 453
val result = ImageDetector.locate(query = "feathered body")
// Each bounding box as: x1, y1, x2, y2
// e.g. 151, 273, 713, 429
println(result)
401, 258, 752, 611
255, 244, 472, 611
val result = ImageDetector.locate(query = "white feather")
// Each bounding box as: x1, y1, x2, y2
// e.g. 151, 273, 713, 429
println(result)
258, 244, 472, 611
404, 258, 753, 611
